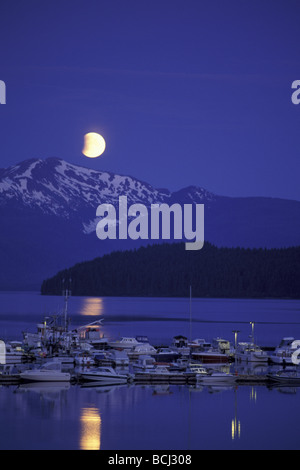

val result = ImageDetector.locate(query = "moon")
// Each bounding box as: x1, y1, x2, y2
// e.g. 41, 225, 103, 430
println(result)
82, 132, 106, 158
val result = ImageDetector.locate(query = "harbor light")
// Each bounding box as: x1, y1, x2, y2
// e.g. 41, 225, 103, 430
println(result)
232, 330, 240, 349
250, 322, 255, 343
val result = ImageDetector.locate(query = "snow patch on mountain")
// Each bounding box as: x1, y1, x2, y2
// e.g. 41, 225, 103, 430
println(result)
0, 157, 216, 228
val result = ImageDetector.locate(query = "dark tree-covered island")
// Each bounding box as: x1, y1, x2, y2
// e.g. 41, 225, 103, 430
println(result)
41, 242, 300, 299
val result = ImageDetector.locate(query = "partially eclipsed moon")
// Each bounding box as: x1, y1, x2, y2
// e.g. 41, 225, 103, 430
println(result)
83, 132, 106, 158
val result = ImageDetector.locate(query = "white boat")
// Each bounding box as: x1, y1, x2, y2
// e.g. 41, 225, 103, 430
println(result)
79, 366, 129, 384
154, 348, 180, 363
189, 338, 212, 350
106, 350, 129, 366
128, 343, 157, 359
108, 337, 143, 350
269, 338, 300, 365
235, 342, 269, 363
171, 336, 190, 356
20, 362, 71, 382
132, 355, 156, 371
212, 338, 231, 355
134, 365, 193, 383
195, 367, 237, 384
22, 315, 67, 348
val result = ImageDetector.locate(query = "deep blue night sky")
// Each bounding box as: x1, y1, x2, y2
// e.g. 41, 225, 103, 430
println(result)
1, 0, 300, 199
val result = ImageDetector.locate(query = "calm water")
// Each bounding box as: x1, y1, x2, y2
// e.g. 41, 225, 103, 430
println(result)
0, 291, 300, 450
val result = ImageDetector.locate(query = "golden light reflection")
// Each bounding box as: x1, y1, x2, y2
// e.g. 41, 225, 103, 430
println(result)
81, 298, 104, 317
250, 387, 257, 403
80, 407, 102, 451
232, 389, 241, 441
231, 417, 241, 440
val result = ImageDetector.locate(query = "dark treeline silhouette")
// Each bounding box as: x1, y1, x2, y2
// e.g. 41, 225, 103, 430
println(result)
41, 242, 300, 299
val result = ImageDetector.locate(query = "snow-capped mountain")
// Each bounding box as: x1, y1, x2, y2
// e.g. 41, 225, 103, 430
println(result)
0, 157, 168, 216
0, 157, 216, 211
0, 157, 216, 234
0, 157, 300, 290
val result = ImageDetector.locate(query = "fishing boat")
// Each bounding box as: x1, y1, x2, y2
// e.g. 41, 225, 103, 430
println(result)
212, 338, 231, 355
22, 312, 70, 349
79, 366, 129, 384
189, 337, 229, 363
20, 362, 71, 383
191, 349, 229, 364
235, 342, 269, 363
77, 321, 107, 350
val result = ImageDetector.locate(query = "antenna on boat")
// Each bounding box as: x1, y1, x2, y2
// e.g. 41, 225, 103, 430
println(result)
62, 278, 72, 332
250, 321, 255, 344
189, 285, 192, 343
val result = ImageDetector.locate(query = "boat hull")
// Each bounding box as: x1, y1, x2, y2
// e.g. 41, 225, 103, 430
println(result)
0, 375, 20, 384
269, 356, 294, 365
20, 372, 71, 382
267, 373, 300, 385
196, 374, 237, 384
235, 353, 269, 363
80, 373, 128, 384
191, 353, 229, 364
134, 372, 194, 383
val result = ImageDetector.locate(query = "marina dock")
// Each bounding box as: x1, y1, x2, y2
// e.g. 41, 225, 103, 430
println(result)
1, 294, 299, 388
1, 315, 299, 388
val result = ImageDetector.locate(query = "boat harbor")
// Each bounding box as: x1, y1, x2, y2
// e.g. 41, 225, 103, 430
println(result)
1, 293, 300, 450
1, 308, 300, 388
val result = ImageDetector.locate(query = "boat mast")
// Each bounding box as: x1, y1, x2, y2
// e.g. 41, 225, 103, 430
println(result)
250, 321, 255, 344
189, 285, 192, 343
62, 278, 72, 332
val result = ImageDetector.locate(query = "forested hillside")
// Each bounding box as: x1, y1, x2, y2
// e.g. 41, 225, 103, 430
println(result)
41, 243, 300, 299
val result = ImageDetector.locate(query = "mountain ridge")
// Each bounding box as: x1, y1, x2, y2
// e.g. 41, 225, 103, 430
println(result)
1, 157, 300, 290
